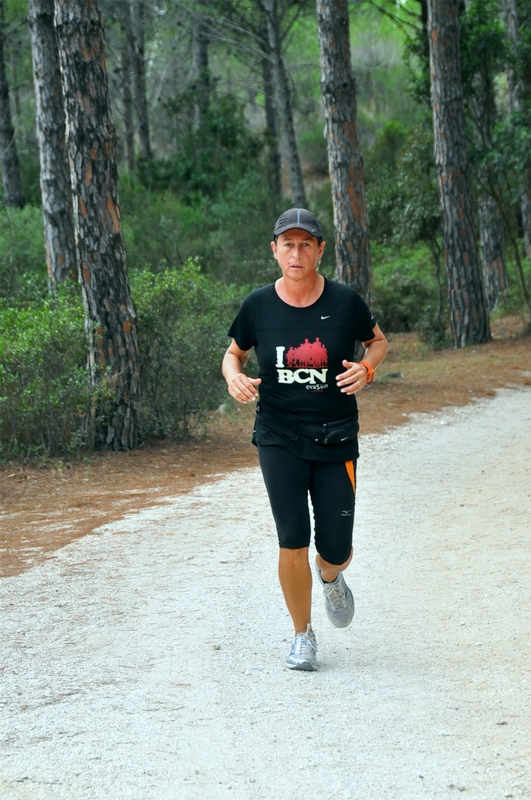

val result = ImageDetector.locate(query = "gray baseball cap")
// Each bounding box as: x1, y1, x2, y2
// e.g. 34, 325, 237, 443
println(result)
273, 208, 323, 239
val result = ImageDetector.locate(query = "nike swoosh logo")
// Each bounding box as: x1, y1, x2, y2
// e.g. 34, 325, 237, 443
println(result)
321, 315, 331, 320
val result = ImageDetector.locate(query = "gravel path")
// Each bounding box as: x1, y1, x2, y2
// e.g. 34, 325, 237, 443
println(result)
1, 388, 530, 800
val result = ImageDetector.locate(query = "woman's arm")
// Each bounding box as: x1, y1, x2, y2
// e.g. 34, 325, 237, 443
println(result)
336, 324, 388, 395
222, 339, 262, 404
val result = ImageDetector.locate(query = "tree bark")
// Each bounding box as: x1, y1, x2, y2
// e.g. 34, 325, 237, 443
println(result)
131, 0, 152, 160
118, 1, 135, 171
260, 19, 281, 201
0, 0, 24, 208
477, 180, 507, 308
503, 0, 531, 260
478, 193, 508, 309
192, 9, 210, 130
463, 0, 508, 307
29, 0, 76, 284
261, 0, 306, 207
316, 0, 371, 299
428, 0, 490, 346
54, 0, 141, 450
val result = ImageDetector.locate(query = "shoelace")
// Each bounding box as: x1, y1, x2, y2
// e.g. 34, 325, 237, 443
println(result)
324, 577, 347, 608
292, 625, 317, 658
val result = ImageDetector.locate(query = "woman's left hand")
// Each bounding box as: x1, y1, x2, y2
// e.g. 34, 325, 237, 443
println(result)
336, 360, 368, 394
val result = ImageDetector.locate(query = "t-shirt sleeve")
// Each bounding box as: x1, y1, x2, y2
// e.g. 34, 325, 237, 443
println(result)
352, 293, 377, 342
227, 298, 254, 351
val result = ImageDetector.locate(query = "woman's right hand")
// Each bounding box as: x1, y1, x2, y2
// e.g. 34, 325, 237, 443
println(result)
227, 374, 262, 404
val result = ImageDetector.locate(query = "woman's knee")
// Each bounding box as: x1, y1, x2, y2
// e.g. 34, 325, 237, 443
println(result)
279, 546, 310, 567
316, 546, 353, 571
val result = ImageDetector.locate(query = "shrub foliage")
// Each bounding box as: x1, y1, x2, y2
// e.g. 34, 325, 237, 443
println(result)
0, 287, 89, 461
132, 261, 244, 439
0, 263, 243, 461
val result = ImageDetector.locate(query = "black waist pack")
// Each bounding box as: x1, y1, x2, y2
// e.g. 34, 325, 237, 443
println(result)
297, 416, 359, 446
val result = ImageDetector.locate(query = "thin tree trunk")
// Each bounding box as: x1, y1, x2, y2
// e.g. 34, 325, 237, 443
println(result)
463, 0, 508, 308
0, 0, 23, 208
478, 193, 508, 309
428, 0, 490, 346
261, 0, 306, 207
489, 172, 531, 321
316, 0, 371, 299
260, 21, 281, 201
131, 0, 152, 160
521, 180, 531, 260
9, 44, 21, 126
118, 1, 135, 171
55, 0, 141, 450
192, 10, 210, 130
504, 0, 531, 259
29, 0, 76, 284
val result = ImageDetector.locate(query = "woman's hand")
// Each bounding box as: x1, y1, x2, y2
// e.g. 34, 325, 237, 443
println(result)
227, 374, 262, 404
336, 360, 368, 394
223, 341, 261, 404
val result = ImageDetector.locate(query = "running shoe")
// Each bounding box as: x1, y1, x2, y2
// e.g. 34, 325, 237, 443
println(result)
285, 624, 318, 671
316, 566, 355, 628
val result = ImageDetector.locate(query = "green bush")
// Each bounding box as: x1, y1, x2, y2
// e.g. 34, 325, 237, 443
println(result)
131, 261, 245, 439
371, 243, 446, 334
0, 285, 90, 461
0, 259, 245, 460
414, 309, 451, 350
0, 205, 46, 299
137, 91, 264, 202
120, 173, 285, 285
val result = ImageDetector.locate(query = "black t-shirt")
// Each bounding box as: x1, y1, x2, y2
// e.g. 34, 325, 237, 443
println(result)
228, 278, 376, 461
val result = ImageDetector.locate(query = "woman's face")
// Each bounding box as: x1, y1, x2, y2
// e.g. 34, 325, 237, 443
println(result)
271, 229, 326, 284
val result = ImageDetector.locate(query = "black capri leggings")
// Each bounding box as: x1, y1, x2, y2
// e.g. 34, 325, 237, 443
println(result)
258, 445, 356, 566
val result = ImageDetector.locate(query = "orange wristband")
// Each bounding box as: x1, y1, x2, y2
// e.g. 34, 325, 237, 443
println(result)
359, 360, 374, 383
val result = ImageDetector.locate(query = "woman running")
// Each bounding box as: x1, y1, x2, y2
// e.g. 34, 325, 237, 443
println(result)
222, 208, 388, 671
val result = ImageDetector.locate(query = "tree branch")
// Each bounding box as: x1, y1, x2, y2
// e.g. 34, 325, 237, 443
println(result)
363, 0, 421, 37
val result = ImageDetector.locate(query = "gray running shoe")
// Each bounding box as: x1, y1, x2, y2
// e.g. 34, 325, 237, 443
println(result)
285, 625, 318, 671
316, 567, 355, 628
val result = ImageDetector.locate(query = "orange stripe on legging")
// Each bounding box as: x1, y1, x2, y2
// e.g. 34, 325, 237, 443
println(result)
345, 460, 356, 493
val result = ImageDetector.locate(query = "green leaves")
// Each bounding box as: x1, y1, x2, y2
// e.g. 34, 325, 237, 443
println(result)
138, 91, 264, 203
0, 286, 89, 461
0, 262, 247, 460
131, 261, 245, 439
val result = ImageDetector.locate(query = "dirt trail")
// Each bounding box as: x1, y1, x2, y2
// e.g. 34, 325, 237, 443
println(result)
1, 388, 530, 799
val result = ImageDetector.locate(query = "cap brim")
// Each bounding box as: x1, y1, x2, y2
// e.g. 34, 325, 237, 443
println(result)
274, 223, 322, 238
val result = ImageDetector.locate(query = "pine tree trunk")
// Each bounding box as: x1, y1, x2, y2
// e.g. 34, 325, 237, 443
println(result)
428, 0, 490, 346
261, 0, 306, 208
464, 1, 508, 309
479, 192, 508, 310
521, 183, 531, 259
29, 0, 76, 284
192, 11, 210, 130
0, 0, 24, 208
504, 0, 531, 259
118, 1, 135, 171
260, 21, 281, 201
131, 0, 152, 161
55, 0, 141, 450
316, 0, 372, 300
